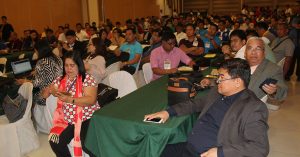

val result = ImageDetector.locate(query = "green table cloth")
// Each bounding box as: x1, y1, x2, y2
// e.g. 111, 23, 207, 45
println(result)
85, 74, 211, 157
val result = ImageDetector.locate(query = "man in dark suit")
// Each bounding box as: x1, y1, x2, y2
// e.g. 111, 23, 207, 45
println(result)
145, 58, 269, 157
62, 30, 85, 58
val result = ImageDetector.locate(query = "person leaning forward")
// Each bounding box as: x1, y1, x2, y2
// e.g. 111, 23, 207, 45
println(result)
145, 58, 269, 157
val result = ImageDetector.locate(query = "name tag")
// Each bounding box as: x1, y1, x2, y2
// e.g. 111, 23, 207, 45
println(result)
205, 42, 211, 48
164, 59, 171, 70
193, 40, 198, 47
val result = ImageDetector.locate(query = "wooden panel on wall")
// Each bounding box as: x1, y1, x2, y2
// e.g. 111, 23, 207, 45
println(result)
183, 0, 209, 12
183, 0, 299, 15
0, 0, 83, 37
277, 0, 299, 8
212, 0, 240, 15
102, 0, 160, 25
244, 0, 273, 7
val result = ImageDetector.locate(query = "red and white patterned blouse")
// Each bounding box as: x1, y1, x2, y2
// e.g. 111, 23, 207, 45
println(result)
53, 73, 100, 124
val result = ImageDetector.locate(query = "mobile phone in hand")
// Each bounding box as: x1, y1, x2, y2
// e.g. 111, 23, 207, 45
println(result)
259, 78, 278, 89
143, 118, 163, 124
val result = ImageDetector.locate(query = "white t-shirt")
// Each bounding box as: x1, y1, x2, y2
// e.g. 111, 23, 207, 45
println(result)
76, 30, 89, 41
234, 45, 246, 59
58, 33, 66, 42
174, 32, 187, 44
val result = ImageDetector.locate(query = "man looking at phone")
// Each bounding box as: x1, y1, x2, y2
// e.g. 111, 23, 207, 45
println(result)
245, 37, 287, 101
145, 58, 269, 157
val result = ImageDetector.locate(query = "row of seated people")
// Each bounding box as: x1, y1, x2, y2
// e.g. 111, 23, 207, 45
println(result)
2, 13, 296, 156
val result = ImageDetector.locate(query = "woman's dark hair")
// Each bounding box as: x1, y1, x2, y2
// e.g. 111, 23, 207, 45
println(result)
219, 58, 250, 87
112, 28, 123, 36
63, 51, 86, 82
90, 37, 107, 59
30, 30, 39, 41
34, 39, 59, 63
98, 29, 108, 39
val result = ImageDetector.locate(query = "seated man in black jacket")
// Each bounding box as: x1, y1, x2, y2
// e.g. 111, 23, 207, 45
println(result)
145, 58, 269, 157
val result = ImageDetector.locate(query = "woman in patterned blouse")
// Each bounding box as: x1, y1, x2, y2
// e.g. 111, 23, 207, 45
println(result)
33, 40, 63, 106
42, 51, 99, 157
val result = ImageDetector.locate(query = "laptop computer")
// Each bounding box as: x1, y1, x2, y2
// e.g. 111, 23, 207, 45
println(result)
11, 59, 33, 79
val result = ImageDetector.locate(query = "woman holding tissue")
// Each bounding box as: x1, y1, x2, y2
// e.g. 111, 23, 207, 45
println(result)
43, 51, 99, 157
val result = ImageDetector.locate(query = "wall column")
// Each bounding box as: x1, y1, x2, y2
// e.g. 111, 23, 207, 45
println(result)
81, 0, 89, 24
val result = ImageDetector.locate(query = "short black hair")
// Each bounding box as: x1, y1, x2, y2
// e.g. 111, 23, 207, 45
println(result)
245, 29, 259, 37
63, 50, 86, 82
45, 28, 54, 34
76, 23, 82, 27
210, 23, 219, 31
185, 23, 195, 30
176, 22, 184, 28
125, 27, 136, 34
90, 26, 97, 31
256, 22, 269, 30
219, 20, 226, 25
230, 30, 247, 41
65, 30, 76, 36
1, 16, 7, 19
219, 58, 251, 87
161, 31, 176, 41
152, 28, 162, 37
196, 19, 204, 24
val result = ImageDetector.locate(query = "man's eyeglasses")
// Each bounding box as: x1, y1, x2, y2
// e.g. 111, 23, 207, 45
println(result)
215, 74, 237, 84
216, 77, 237, 84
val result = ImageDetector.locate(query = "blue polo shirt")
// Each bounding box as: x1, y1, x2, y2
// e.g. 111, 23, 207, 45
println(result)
201, 36, 221, 53
120, 40, 143, 68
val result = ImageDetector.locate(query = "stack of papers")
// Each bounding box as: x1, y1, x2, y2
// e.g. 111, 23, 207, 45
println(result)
142, 45, 151, 49
204, 53, 216, 58
108, 45, 118, 51
178, 66, 193, 72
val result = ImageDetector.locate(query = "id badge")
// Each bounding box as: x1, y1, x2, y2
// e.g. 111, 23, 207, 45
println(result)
164, 60, 171, 70
193, 40, 198, 47
205, 42, 211, 48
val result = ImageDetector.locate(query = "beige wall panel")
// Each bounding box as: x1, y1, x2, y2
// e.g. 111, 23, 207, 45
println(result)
102, 0, 159, 24
0, 0, 83, 36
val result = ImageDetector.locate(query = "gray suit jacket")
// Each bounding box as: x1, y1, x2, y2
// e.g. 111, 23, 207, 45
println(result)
172, 88, 269, 157
248, 59, 288, 101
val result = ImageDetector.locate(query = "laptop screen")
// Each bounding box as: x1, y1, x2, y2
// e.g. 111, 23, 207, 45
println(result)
11, 59, 32, 75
